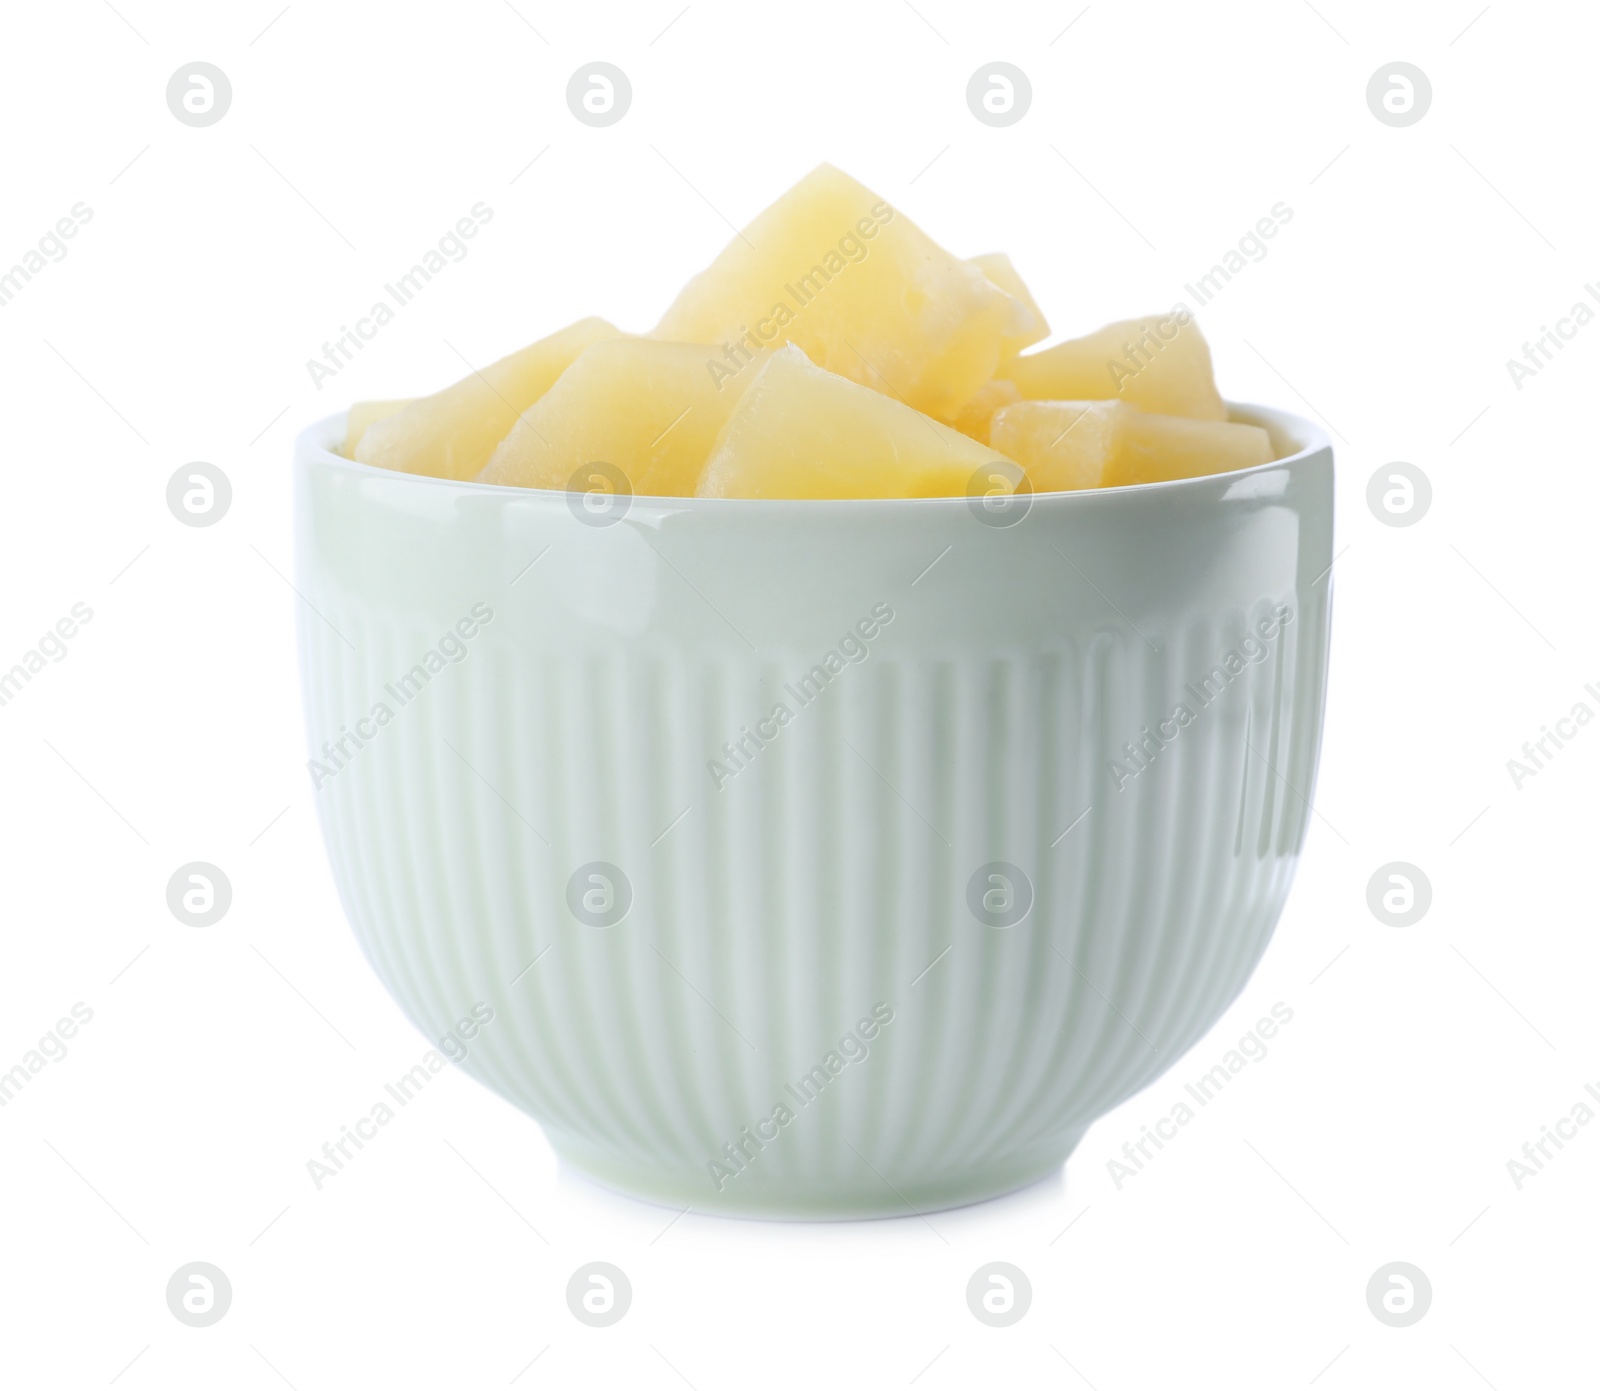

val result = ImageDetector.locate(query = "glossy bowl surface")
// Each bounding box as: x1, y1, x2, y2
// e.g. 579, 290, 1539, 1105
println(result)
294, 404, 1333, 1217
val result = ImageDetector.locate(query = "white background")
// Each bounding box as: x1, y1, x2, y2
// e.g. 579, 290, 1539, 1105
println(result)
2, 0, 1596, 1386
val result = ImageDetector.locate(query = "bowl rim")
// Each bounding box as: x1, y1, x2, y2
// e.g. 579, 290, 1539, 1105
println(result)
296, 399, 1331, 511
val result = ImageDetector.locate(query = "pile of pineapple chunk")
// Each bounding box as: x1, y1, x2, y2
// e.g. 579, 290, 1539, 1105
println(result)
345, 165, 1275, 499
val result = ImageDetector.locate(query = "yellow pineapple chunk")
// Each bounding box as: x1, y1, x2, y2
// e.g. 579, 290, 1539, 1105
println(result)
1000, 312, 1227, 421
697, 346, 1006, 500
342, 399, 411, 458
989, 400, 1272, 491
479, 339, 767, 497
970, 253, 1048, 360
653, 164, 1018, 423
356, 317, 620, 480
949, 377, 1021, 444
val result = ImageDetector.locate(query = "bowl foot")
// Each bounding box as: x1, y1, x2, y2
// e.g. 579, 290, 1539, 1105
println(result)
548, 1125, 1090, 1221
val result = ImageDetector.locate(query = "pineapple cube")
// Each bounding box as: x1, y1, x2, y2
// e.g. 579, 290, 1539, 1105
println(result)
342, 399, 411, 458
356, 317, 620, 480
1000, 312, 1227, 421
479, 339, 767, 497
948, 377, 1021, 445
653, 164, 1018, 423
697, 345, 1006, 500
970, 253, 1049, 360
989, 400, 1272, 492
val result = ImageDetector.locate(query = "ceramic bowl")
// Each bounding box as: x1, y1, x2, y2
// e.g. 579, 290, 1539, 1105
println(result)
294, 403, 1333, 1217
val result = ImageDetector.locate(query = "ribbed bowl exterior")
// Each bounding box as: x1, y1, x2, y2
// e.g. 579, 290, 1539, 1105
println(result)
295, 407, 1334, 1217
